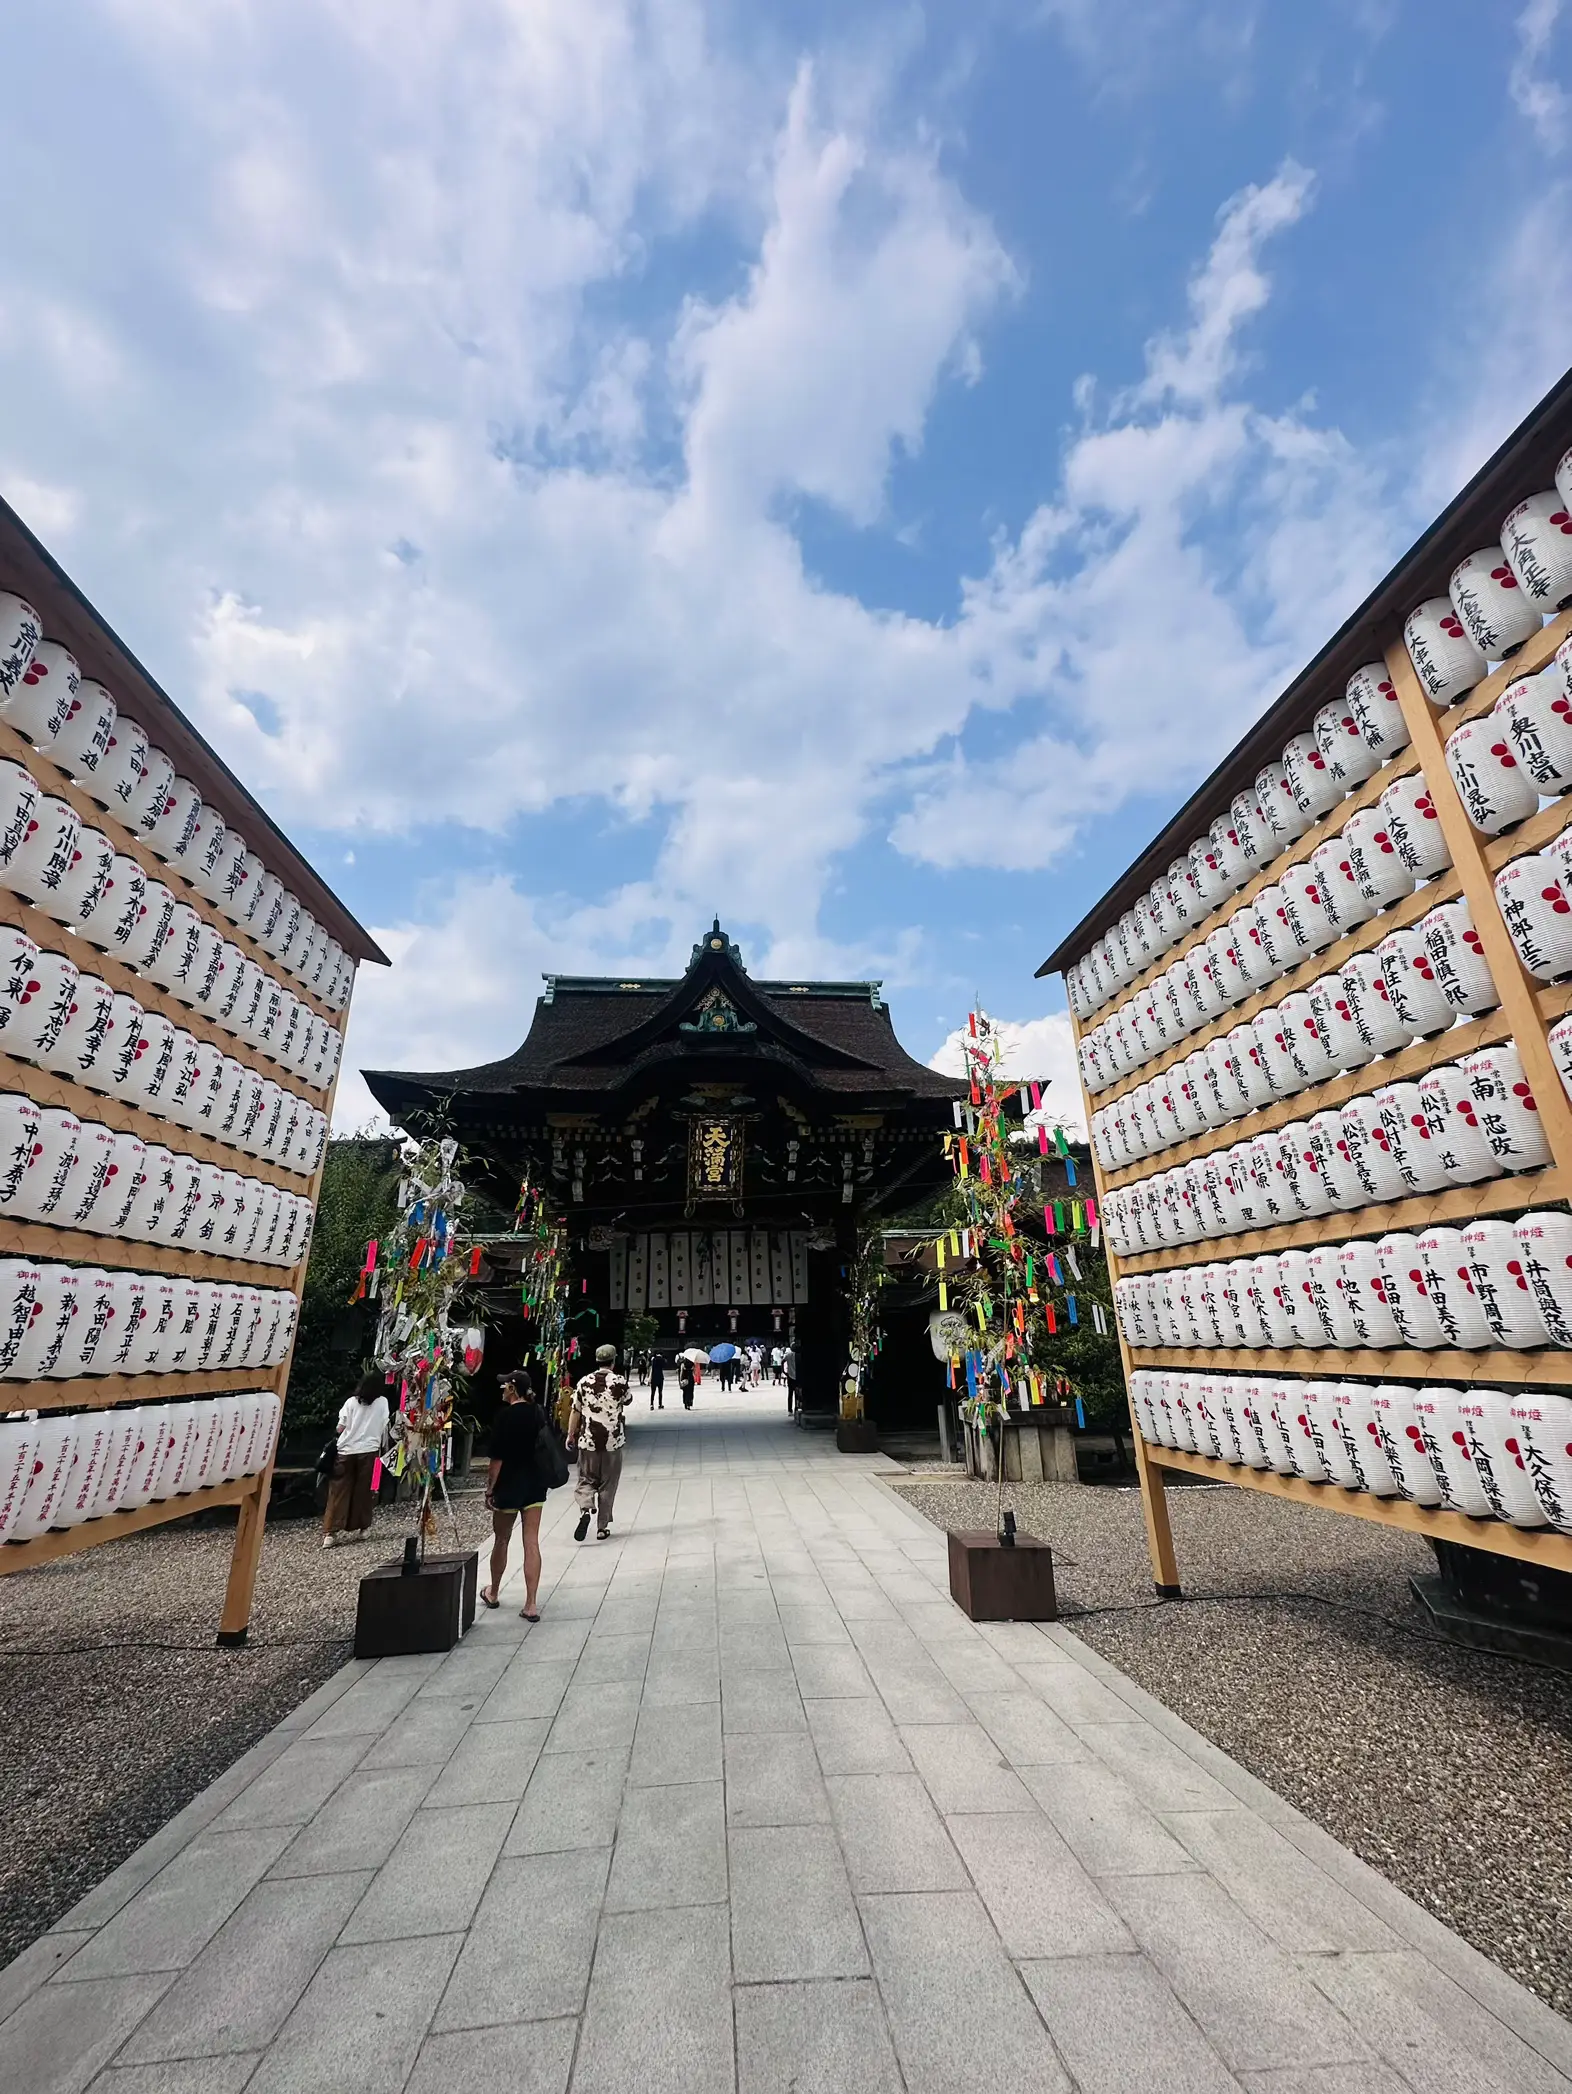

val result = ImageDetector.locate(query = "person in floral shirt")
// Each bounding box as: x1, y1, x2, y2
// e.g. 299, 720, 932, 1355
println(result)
568, 1343, 630, 1541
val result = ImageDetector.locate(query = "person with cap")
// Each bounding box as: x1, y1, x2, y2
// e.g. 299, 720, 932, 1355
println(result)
568, 1342, 630, 1541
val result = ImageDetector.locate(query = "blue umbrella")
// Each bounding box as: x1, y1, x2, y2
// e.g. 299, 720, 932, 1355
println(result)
708, 1342, 738, 1362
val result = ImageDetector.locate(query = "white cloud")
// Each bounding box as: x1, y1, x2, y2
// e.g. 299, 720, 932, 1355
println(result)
928, 1011, 1087, 1138
1510, 0, 1570, 152
890, 162, 1394, 874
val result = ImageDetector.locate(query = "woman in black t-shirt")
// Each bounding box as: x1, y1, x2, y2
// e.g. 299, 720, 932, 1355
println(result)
483, 1374, 551, 1619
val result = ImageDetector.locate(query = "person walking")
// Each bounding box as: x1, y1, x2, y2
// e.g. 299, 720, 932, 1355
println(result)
321, 1372, 389, 1548
649, 1351, 665, 1409
679, 1354, 695, 1410
783, 1342, 798, 1415
482, 1372, 554, 1619
569, 1343, 630, 1541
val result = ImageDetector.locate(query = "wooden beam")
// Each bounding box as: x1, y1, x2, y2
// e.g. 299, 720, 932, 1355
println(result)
18, 1363, 286, 1413
1145, 1444, 1572, 1572
0, 1476, 255, 1574
0, 1215, 299, 1289
1130, 1342, 1572, 1387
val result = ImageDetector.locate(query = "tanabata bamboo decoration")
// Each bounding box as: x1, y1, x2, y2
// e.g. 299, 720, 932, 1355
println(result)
357, 1134, 481, 1551
513, 1172, 573, 1406
939, 1010, 1109, 1525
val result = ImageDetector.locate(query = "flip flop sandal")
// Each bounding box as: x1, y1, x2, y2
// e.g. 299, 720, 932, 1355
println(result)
480, 1589, 500, 1609
521, 1609, 541, 1623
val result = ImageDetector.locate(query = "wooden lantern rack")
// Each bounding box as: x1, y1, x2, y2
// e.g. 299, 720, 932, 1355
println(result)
0, 495, 387, 1638
1043, 372, 1572, 1592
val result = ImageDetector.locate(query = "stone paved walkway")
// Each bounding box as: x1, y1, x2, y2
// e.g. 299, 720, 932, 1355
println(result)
5, 1387, 1572, 2093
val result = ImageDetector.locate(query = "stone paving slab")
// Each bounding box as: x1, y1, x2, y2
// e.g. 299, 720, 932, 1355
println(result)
4, 1391, 1571, 2093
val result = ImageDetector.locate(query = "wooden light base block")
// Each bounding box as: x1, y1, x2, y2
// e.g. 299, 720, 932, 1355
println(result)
354, 1548, 479, 1657
947, 1529, 1058, 1622
836, 1419, 879, 1453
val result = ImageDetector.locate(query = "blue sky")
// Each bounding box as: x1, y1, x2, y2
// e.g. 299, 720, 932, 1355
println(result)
2, 0, 1570, 1129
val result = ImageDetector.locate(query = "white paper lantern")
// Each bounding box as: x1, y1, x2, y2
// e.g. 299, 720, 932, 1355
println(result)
0, 1417, 38, 1538
1377, 771, 1450, 878
150, 1152, 203, 1248
1368, 1383, 1443, 1504
0, 1093, 40, 1215
1282, 731, 1344, 822
151, 1400, 207, 1495
1513, 1211, 1572, 1347
0, 637, 79, 745
42, 823, 115, 928
1458, 1389, 1548, 1526
127, 746, 176, 836
1250, 1253, 1294, 1345
1277, 1123, 1335, 1221
1460, 1217, 1548, 1348
54, 678, 117, 783
0, 926, 42, 1057
1307, 1243, 1359, 1344
1340, 805, 1416, 910
70, 1269, 121, 1378
93, 714, 149, 816
1500, 490, 1572, 612
1345, 661, 1411, 758
1254, 762, 1310, 848
118, 1405, 172, 1511
87, 1409, 148, 1519
1328, 1383, 1401, 1495
88, 1129, 145, 1238
1495, 667, 1572, 791
1493, 852, 1572, 980
1278, 1245, 1330, 1341
1375, 1232, 1446, 1348
1420, 900, 1497, 1016
1373, 925, 1448, 1037
1415, 1060, 1498, 1186
224, 850, 266, 927
1462, 1041, 1552, 1171
78, 851, 147, 956
9, 1263, 85, 1379
60, 1118, 117, 1232
1339, 1093, 1408, 1206
1309, 836, 1373, 934
0, 794, 82, 908
1414, 1226, 1492, 1349
1506, 1392, 1572, 1531
120, 1146, 175, 1245
1313, 699, 1380, 789
1256, 1377, 1301, 1475
1405, 597, 1485, 703
77, 991, 143, 1098
1448, 547, 1539, 660
1306, 1108, 1364, 1210
1443, 713, 1537, 834
1278, 861, 1339, 955
1277, 989, 1338, 1087
9, 1414, 78, 1538
8, 1107, 80, 1225
0, 593, 42, 705
1414, 1386, 1496, 1516
0, 759, 41, 878
1282, 1380, 1333, 1480
1338, 949, 1412, 1058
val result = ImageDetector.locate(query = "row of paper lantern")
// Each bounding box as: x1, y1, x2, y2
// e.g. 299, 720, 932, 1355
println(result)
0, 594, 352, 1010
0, 759, 344, 1091
1129, 1371, 1572, 1533
1068, 503, 1572, 1028
1090, 935, 1570, 1185
0, 1393, 281, 1545
0, 1261, 298, 1381
0, 1102, 313, 1265
1100, 1043, 1557, 1258
1114, 1213, 1572, 1356
0, 939, 329, 1176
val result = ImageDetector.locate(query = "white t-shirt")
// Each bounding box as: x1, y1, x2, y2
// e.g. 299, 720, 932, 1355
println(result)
337, 1393, 389, 1456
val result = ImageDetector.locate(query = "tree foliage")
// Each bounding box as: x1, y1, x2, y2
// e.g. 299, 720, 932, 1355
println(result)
284, 1135, 402, 1440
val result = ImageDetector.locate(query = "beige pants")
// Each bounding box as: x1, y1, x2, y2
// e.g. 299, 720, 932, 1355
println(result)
574, 1444, 623, 1524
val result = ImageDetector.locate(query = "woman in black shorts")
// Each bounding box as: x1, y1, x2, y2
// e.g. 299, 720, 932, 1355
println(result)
483, 1373, 552, 1619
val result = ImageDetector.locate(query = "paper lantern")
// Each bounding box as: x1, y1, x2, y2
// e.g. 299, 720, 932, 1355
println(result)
1345, 661, 1411, 757
1495, 666, 1572, 791
1278, 861, 1339, 955
1337, 949, 1411, 1058
1405, 596, 1485, 702
1254, 762, 1310, 848
0, 637, 79, 745
1493, 852, 1572, 981
1335, 1237, 1402, 1347
1414, 1386, 1496, 1516
1312, 699, 1380, 788
0, 760, 41, 879
1308, 836, 1374, 934
1415, 1060, 1498, 1186
1462, 1041, 1552, 1171
0, 794, 82, 907
77, 851, 147, 955
1366, 1385, 1440, 1503
54, 678, 117, 783
1457, 1390, 1548, 1526
1423, 904, 1490, 1017
1512, 1211, 1572, 1347
120, 1147, 175, 1246
92, 715, 150, 815
1305, 1108, 1365, 1211
1460, 1217, 1549, 1348
1278, 1245, 1330, 1341
1413, 1227, 1491, 1349
1500, 491, 1572, 612
1377, 771, 1450, 877
8, 1108, 81, 1225
41, 822, 115, 928
1443, 713, 1537, 834
1252, 1378, 1300, 1474
72, 1269, 122, 1378
86, 1129, 145, 1238
1372, 922, 1449, 1036
0, 593, 42, 703
1277, 989, 1338, 1087
1282, 732, 1344, 822
223, 850, 266, 927
1337, 1094, 1407, 1205
0, 1417, 39, 1538
9, 1415, 79, 1538
1328, 1383, 1401, 1496
117, 1405, 171, 1510
1375, 1233, 1446, 1348
1506, 1392, 1572, 1531
1283, 1380, 1333, 1481
60, 1118, 118, 1232
8, 1263, 85, 1379
127, 746, 176, 835
45, 972, 118, 1095
1340, 805, 1416, 910
1448, 547, 1539, 659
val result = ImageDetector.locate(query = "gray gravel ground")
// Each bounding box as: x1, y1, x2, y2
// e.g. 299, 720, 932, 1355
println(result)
0, 1482, 494, 1970
893, 1471, 1572, 2018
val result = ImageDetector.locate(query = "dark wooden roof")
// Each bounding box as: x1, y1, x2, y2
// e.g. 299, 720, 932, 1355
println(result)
1037, 361, 1572, 978
364, 923, 964, 1116
0, 493, 386, 965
